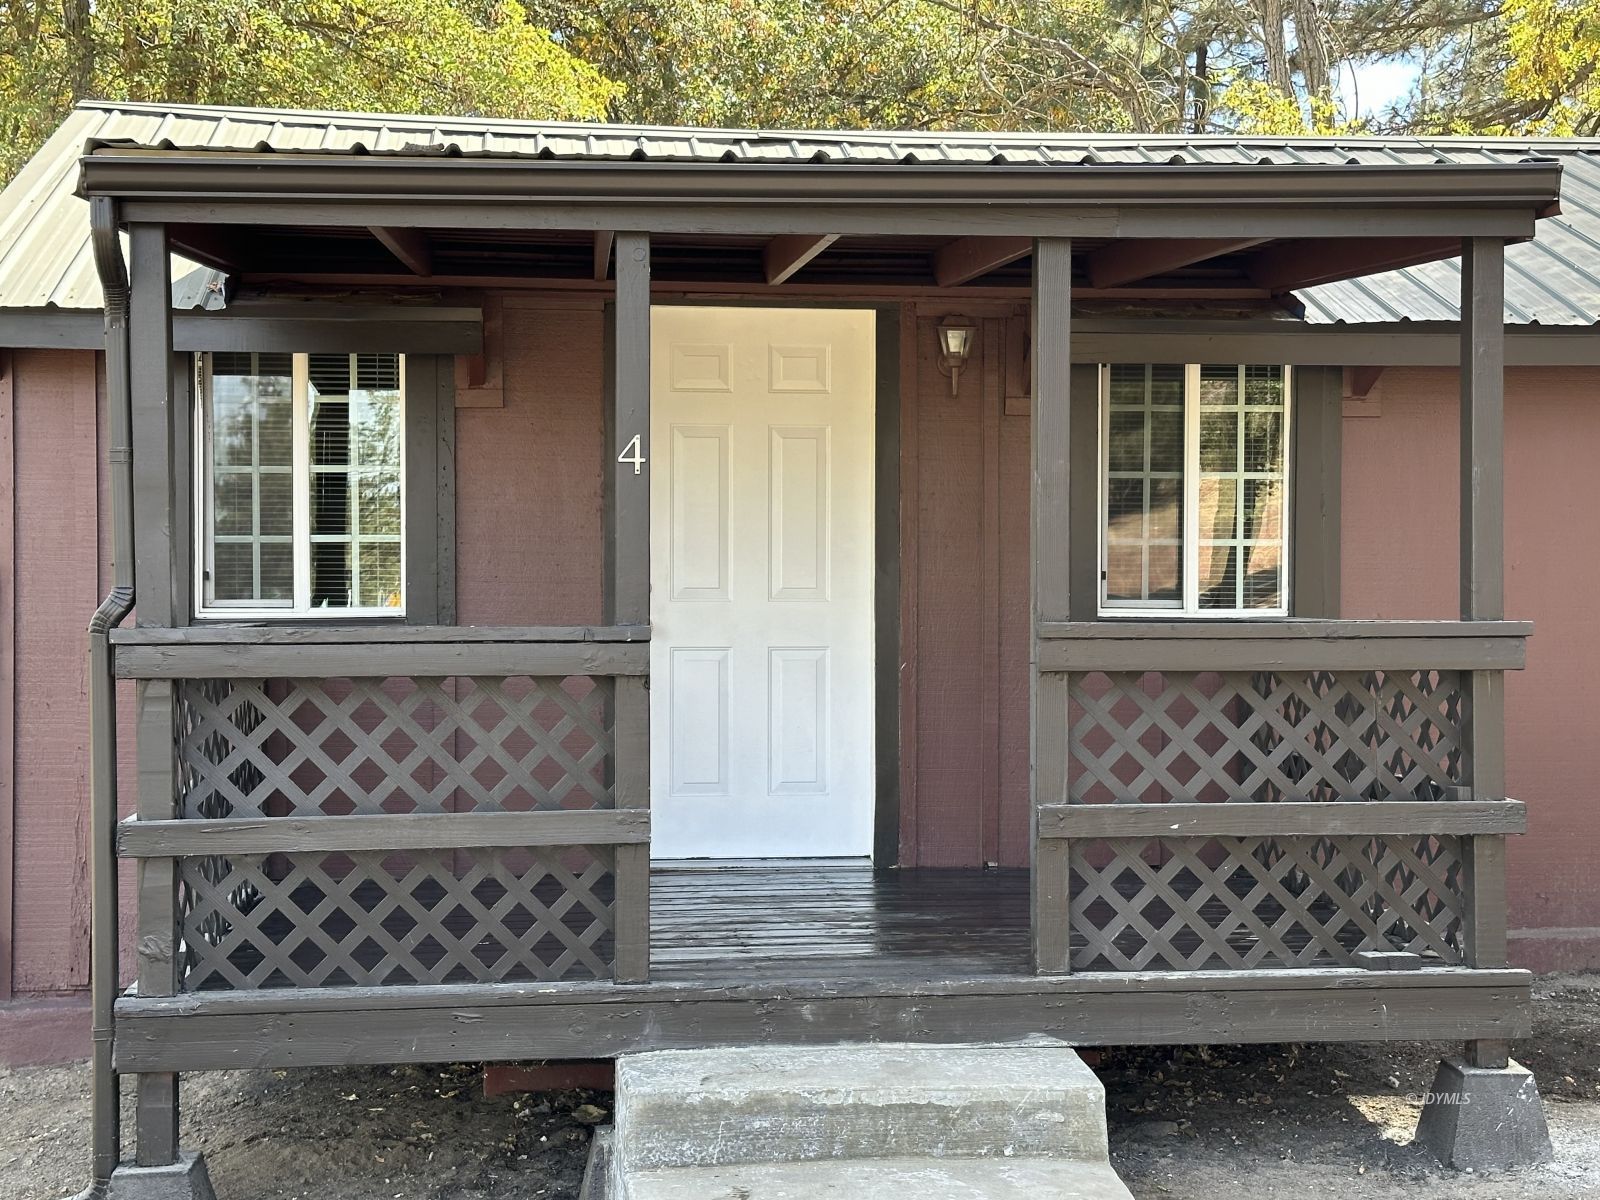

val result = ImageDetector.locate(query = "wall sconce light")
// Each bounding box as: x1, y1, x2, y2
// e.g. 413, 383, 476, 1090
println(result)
937, 319, 977, 396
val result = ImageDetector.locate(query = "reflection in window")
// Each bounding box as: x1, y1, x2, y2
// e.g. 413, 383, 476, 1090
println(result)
1101, 363, 1288, 616
200, 353, 404, 615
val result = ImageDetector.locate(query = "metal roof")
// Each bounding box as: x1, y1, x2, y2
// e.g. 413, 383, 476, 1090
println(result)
4, 99, 1600, 324
0, 106, 225, 312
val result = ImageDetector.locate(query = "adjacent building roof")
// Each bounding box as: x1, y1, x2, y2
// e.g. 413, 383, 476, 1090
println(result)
4, 99, 1600, 324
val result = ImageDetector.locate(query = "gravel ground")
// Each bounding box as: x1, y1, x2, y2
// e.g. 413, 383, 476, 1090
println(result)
3, 974, 1597, 1200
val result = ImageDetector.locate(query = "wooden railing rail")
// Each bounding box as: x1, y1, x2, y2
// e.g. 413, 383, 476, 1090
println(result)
1036, 620, 1530, 673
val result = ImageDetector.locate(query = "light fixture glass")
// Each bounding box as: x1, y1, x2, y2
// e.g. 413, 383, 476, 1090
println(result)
937, 319, 977, 395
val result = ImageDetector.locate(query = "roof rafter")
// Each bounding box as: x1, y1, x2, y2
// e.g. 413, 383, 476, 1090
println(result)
763, 234, 839, 284
368, 225, 433, 277
1086, 237, 1270, 289
934, 236, 1033, 287
1249, 236, 1463, 292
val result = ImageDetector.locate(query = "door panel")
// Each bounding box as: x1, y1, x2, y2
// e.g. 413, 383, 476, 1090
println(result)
650, 306, 875, 859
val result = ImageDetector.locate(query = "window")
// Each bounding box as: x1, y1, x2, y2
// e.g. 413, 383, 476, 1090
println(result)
199, 352, 404, 617
1100, 363, 1289, 616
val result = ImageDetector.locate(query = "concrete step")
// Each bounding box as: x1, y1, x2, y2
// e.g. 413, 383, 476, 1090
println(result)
615, 1043, 1110, 1171
622, 1157, 1136, 1200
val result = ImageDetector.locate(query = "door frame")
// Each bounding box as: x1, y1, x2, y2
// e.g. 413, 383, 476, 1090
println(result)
604, 299, 902, 866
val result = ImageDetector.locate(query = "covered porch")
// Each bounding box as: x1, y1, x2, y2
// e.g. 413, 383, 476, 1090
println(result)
74, 120, 1561, 1189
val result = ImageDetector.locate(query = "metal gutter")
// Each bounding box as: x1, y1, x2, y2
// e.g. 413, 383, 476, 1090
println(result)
80, 194, 135, 1198
75, 151, 1566, 211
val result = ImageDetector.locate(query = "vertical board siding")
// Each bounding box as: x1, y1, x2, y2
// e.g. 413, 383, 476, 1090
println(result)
12, 351, 100, 991
456, 299, 605, 625
908, 314, 988, 865
0, 354, 12, 998
1342, 365, 1600, 972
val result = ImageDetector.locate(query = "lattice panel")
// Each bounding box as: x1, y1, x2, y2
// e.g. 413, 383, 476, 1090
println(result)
1068, 834, 1466, 970
178, 845, 616, 990
1068, 669, 1469, 804
176, 676, 615, 817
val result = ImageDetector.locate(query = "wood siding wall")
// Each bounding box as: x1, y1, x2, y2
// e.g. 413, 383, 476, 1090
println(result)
3, 349, 135, 996
4, 313, 1598, 994
1342, 365, 1600, 973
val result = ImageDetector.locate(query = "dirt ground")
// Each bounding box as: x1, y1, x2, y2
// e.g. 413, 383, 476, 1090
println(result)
3, 974, 1598, 1200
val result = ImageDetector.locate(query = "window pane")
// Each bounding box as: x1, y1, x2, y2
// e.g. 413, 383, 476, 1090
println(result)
1196, 364, 1286, 611
358, 543, 403, 608
259, 542, 294, 601
311, 542, 352, 608
304, 354, 403, 610
205, 352, 292, 604
1102, 365, 1184, 607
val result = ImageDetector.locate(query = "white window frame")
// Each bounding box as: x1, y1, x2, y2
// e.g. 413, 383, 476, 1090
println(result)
1097, 363, 1292, 619
195, 352, 407, 620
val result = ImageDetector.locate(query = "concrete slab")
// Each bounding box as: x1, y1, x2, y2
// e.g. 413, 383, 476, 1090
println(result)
616, 1043, 1108, 1170
623, 1157, 1135, 1200
1414, 1056, 1553, 1171
101, 1151, 216, 1200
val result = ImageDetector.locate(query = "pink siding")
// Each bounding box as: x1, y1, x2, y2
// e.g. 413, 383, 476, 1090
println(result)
5, 350, 135, 995
1342, 366, 1600, 972
456, 299, 605, 625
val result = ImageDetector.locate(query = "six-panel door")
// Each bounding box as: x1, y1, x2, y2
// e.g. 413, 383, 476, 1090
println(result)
649, 306, 876, 859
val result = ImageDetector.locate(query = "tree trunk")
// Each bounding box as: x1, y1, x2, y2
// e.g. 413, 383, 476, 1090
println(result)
61, 0, 94, 102
1293, 0, 1331, 99
1260, 0, 1293, 99
1192, 43, 1210, 133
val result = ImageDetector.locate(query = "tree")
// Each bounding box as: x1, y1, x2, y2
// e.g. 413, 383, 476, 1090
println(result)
0, 0, 618, 182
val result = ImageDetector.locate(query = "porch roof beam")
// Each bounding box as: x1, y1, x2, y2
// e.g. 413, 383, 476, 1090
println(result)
368, 225, 433, 276
934, 236, 1033, 287
81, 153, 1563, 210
1249, 235, 1463, 291
1086, 237, 1269, 289
763, 233, 839, 284
111, 199, 1547, 242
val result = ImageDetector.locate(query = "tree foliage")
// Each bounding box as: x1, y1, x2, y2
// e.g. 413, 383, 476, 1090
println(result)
2, 0, 1598, 189
0, 0, 617, 181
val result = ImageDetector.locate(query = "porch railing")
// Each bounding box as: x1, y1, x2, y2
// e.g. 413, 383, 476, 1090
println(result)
112, 625, 651, 999
1031, 620, 1530, 975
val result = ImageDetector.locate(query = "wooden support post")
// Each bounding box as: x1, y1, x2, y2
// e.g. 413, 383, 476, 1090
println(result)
608, 233, 651, 983
1461, 236, 1505, 625
129, 223, 182, 1166
1459, 237, 1511, 987
1031, 237, 1072, 975
128, 224, 175, 630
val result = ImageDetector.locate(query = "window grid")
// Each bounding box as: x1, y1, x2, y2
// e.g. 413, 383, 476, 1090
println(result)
1102, 363, 1290, 618
199, 352, 405, 619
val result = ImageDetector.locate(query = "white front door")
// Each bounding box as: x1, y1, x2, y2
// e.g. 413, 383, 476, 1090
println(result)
650, 306, 876, 859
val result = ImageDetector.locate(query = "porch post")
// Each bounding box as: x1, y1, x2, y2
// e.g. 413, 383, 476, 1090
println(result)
1031, 238, 1072, 974
127, 223, 183, 1168
609, 233, 651, 983
1458, 236, 1509, 983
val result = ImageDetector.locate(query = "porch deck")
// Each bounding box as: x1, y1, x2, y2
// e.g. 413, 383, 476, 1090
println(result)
651, 864, 1030, 982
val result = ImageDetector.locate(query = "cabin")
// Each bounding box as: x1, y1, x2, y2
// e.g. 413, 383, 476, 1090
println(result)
4, 103, 1600, 1193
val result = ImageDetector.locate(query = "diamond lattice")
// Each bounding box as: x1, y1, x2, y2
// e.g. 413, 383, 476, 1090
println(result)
1068, 669, 1469, 805
179, 845, 616, 990
176, 676, 615, 817
1068, 834, 1466, 971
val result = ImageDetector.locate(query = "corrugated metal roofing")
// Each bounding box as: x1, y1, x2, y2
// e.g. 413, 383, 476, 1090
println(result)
4, 99, 1600, 324
1300, 151, 1600, 325
0, 106, 225, 312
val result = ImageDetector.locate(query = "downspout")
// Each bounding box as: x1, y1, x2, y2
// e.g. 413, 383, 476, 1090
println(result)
83, 194, 135, 1195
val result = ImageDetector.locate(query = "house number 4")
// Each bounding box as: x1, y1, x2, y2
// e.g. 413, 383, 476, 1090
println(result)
618, 434, 646, 475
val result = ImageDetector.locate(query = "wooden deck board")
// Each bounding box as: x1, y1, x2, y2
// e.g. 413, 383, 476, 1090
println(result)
648, 865, 1031, 981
